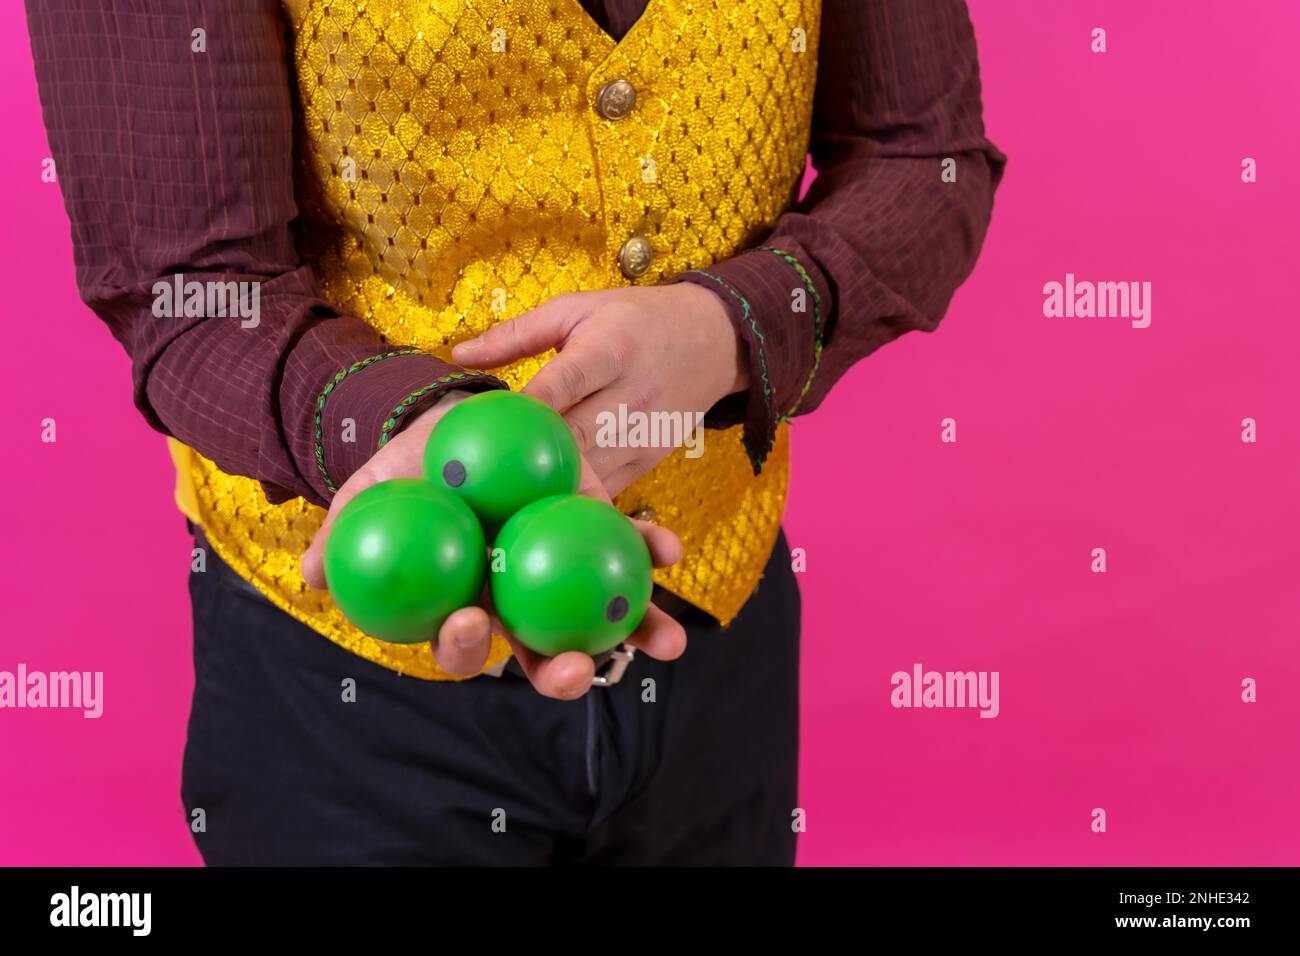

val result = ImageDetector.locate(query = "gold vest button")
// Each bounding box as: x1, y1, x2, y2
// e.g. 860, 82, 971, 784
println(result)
619, 236, 654, 278
597, 79, 637, 120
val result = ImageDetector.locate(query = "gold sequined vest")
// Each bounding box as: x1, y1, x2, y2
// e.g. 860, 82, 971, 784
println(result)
171, 0, 821, 679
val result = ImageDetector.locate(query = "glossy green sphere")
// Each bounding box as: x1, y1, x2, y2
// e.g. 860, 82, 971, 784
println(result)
323, 479, 486, 644
423, 390, 580, 536
491, 494, 653, 657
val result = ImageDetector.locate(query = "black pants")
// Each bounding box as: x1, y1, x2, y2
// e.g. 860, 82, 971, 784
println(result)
181, 530, 801, 865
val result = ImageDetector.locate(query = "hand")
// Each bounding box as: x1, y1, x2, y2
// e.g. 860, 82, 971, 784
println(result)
452, 283, 748, 498
302, 390, 687, 699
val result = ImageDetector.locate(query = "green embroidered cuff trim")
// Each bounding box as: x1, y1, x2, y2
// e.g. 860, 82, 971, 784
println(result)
685, 268, 776, 472
377, 371, 507, 449
756, 246, 824, 418
314, 350, 423, 494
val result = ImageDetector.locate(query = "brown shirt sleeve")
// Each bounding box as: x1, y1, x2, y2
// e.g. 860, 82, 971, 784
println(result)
674, 0, 1008, 469
29, 0, 1004, 499
25, 0, 503, 508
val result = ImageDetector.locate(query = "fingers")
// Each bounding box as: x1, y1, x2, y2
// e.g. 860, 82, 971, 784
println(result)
626, 603, 688, 662
509, 604, 685, 695
455, 295, 626, 416
579, 450, 681, 566
474, 597, 596, 699
576, 453, 683, 565
558, 391, 680, 495
557, 393, 615, 457
508, 640, 598, 700
434, 605, 494, 676
520, 340, 622, 415
478, 579, 685, 695
633, 519, 682, 568
574, 439, 645, 499
603, 459, 650, 501
576, 452, 614, 504
451, 295, 580, 368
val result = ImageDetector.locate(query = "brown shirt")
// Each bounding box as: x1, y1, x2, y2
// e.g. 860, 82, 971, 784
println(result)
26, 0, 1005, 507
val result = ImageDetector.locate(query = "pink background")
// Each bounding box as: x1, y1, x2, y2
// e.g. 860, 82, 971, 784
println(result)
2, 0, 1297, 865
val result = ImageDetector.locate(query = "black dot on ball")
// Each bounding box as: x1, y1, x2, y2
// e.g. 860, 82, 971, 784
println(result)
443, 459, 466, 488
606, 595, 629, 622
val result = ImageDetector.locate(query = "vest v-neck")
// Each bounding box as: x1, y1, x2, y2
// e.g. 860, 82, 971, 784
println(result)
566, 0, 657, 52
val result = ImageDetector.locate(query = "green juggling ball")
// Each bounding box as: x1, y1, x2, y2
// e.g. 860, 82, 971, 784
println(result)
491, 494, 653, 657
323, 479, 486, 644
423, 390, 581, 536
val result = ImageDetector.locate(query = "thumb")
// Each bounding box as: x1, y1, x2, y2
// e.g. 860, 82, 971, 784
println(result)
451, 294, 580, 367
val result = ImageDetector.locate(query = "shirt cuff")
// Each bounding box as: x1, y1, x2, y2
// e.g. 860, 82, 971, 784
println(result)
311, 351, 507, 499
670, 245, 830, 471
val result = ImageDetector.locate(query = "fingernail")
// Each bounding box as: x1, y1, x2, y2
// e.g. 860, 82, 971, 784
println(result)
457, 337, 481, 351
455, 634, 483, 649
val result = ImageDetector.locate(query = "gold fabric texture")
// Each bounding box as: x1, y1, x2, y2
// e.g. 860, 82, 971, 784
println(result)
179, 0, 821, 679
